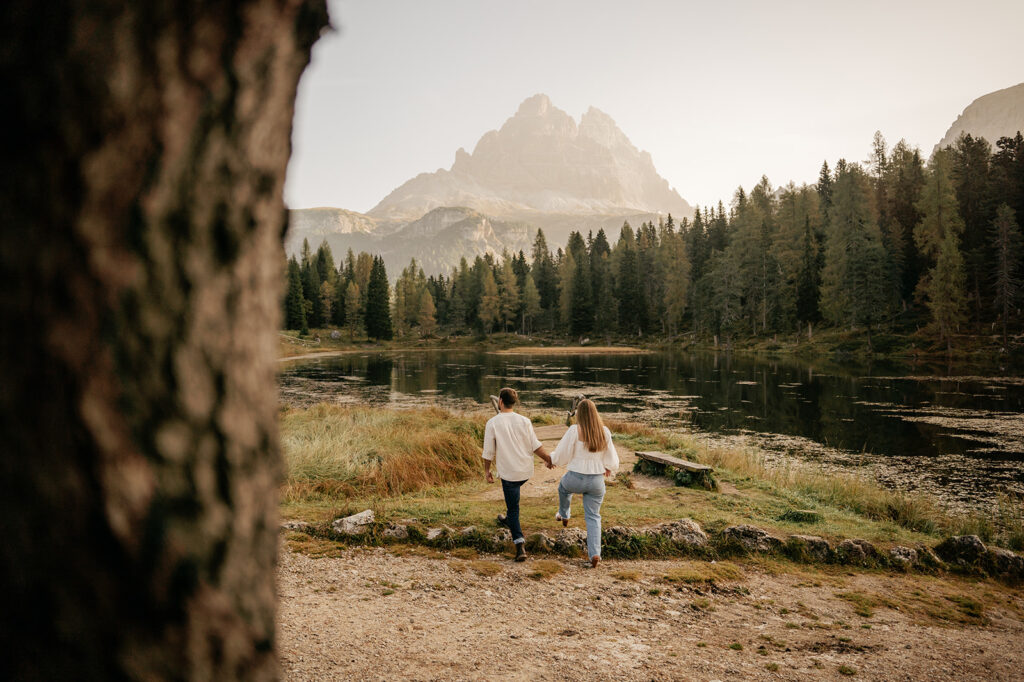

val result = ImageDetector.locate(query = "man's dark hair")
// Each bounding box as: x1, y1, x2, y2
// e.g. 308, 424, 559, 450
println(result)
499, 387, 518, 408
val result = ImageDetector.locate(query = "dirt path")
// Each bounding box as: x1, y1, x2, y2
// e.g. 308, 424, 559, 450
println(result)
277, 547, 1024, 681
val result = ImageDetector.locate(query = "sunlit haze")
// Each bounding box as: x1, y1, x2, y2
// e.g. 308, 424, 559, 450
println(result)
286, 0, 1024, 213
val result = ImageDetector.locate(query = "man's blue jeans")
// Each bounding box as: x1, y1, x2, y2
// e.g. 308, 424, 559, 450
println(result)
557, 471, 606, 559
501, 478, 527, 544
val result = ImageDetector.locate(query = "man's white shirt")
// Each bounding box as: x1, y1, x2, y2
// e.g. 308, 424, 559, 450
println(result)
481, 411, 542, 482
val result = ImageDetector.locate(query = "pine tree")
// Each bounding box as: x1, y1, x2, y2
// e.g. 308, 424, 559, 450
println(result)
497, 259, 520, 332
795, 218, 822, 338
558, 248, 576, 328
661, 230, 690, 336
284, 257, 307, 332
817, 161, 833, 222
570, 250, 593, 336
887, 140, 926, 302
331, 262, 347, 327
821, 163, 893, 349
915, 149, 967, 352
531, 229, 558, 329
365, 256, 392, 340
616, 242, 642, 335
299, 238, 323, 328
522, 275, 541, 335
950, 133, 994, 321
991, 204, 1021, 348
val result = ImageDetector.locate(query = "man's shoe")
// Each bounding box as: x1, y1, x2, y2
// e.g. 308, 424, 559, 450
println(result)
514, 543, 527, 562
496, 514, 510, 529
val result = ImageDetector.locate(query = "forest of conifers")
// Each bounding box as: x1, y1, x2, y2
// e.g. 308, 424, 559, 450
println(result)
284, 131, 1024, 352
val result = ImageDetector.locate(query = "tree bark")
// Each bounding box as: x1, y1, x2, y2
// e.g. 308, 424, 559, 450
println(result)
0, 1, 327, 679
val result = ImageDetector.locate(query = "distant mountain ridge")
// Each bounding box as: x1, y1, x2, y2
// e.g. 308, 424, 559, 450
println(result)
368, 94, 691, 222
935, 82, 1024, 152
286, 94, 691, 275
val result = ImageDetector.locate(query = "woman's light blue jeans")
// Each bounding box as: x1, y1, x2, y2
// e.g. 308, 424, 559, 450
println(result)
557, 471, 606, 559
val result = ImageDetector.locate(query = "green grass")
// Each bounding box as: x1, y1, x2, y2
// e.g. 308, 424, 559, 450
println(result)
279, 404, 1024, 555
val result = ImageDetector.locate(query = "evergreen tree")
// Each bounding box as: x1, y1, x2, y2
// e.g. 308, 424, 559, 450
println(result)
570, 249, 593, 336
990, 204, 1021, 348
364, 256, 392, 340
795, 218, 822, 338
817, 161, 833, 221
887, 140, 926, 302
331, 271, 347, 327
661, 229, 690, 335
299, 238, 323, 328
950, 133, 994, 321
497, 259, 520, 332
821, 163, 893, 349
616, 241, 642, 335
284, 257, 307, 332
915, 149, 967, 352
531, 229, 559, 329
558, 248, 576, 328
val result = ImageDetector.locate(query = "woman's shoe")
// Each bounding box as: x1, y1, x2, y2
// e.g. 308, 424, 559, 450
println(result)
590, 555, 600, 569
554, 512, 569, 527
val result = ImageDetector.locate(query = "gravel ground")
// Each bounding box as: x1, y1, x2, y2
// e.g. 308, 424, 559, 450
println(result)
277, 547, 1024, 681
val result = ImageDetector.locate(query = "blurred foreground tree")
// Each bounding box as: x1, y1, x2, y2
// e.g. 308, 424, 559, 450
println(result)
0, 1, 328, 679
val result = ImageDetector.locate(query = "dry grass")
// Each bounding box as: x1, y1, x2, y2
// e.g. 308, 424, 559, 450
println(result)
469, 560, 504, 577
612, 568, 642, 581
280, 404, 486, 501
529, 560, 565, 579
662, 561, 744, 586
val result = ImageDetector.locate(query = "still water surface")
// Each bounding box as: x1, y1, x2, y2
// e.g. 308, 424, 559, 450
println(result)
279, 350, 1024, 510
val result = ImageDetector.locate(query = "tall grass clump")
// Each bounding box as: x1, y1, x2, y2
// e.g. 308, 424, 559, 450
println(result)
280, 404, 486, 501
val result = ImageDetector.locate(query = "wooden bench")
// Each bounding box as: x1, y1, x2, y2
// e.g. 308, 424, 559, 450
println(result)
633, 451, 716, 490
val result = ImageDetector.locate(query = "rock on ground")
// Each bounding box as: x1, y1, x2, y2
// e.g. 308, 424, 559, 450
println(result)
332, 510, 375, 536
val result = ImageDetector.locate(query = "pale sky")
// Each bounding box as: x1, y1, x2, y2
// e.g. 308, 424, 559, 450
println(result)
285, 0, 1024, 214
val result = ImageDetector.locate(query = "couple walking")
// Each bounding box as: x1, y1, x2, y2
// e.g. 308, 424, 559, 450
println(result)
481, 387, 619, 567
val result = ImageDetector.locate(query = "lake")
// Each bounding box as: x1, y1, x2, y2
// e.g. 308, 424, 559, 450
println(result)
279, 350, 1024, 511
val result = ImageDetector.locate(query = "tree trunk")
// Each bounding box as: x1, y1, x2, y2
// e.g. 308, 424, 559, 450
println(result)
0, 1, 327, 679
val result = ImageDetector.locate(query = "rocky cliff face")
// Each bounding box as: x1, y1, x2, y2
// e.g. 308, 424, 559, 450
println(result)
286, 95, 691, 275
286, 207, 379, 255
367, 94, 692, 222
935, 82, 1024, 152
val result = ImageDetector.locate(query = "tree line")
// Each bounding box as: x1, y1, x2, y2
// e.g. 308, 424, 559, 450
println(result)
284, 131, 1024, 351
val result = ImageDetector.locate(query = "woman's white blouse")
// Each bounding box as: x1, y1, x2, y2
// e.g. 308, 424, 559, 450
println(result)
551, 425, 620, 475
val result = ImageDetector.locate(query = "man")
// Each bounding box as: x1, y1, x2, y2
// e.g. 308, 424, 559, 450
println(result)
482, 387, 553, 561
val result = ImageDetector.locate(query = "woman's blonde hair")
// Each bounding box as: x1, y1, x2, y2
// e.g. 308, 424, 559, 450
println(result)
575, 399, 607, 452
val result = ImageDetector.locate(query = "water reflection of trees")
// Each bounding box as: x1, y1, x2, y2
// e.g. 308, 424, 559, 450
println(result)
282, 350, 1024, 460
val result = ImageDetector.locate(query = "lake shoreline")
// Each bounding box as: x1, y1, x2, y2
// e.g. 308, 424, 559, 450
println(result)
279, 328, 1023, 369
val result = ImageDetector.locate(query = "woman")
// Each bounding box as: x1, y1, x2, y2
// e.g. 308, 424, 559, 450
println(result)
550, 399, 619, 567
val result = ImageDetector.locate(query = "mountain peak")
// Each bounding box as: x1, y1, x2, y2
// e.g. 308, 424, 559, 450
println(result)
935, 82, 1024, 153
516, 93, 553, 117
369, 95, 691, 222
